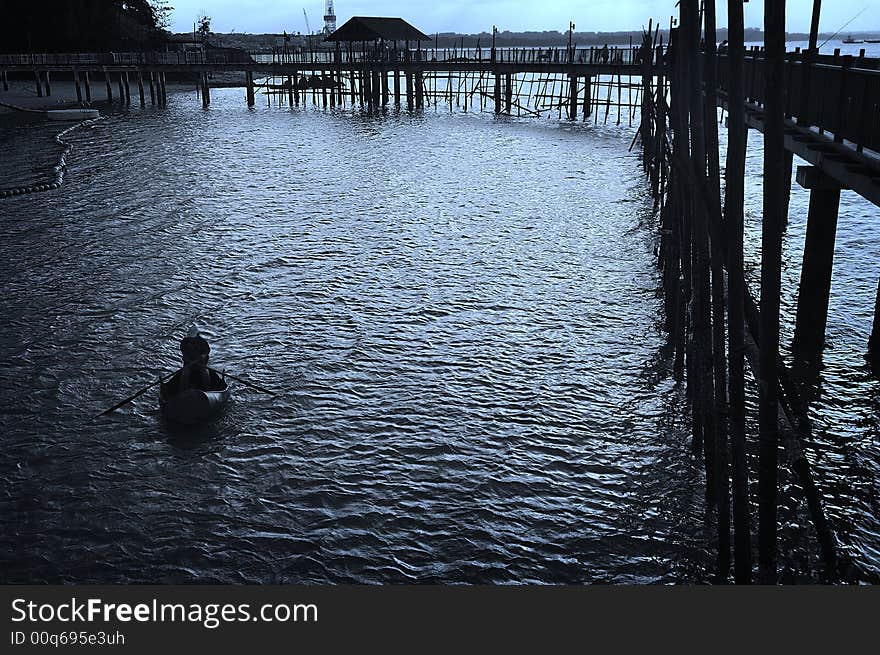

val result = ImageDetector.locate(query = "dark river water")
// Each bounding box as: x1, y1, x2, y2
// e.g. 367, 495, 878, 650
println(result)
0, 84, 877, 584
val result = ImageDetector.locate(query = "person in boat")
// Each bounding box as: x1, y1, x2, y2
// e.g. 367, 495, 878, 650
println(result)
179, 325, 212, 392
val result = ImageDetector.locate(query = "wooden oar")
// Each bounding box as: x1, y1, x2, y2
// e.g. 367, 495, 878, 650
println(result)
96, 371, 175, 418
224, 372, 278, 397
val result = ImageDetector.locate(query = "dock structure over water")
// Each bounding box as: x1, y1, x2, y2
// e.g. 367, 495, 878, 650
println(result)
2, 3, 879, 584
639, 1, 880, 584
0, 41, 654, 118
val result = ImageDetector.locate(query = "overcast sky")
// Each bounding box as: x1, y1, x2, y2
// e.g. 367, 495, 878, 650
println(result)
168, 1, 880, 36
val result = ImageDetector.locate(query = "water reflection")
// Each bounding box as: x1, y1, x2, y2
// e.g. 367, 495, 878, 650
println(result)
0, 86, 876, 583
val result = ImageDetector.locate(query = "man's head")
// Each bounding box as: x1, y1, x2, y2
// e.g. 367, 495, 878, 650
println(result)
188, 325, 200, 338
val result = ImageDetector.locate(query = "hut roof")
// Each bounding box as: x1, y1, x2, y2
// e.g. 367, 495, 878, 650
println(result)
324, 17, 431, 42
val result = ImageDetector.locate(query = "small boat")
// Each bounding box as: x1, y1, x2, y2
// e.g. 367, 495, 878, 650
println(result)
843, 35, 864, 44
159, 368, 230, 424
865, 39, 880, 44
45, 108, 100, 121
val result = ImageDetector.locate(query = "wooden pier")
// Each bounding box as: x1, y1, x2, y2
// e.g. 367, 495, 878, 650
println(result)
0, 45, 654, 120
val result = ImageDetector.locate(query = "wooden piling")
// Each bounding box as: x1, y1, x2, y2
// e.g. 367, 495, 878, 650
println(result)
104, 69, 112, 102
758, 0, 787, 585
704, 0, 731, 581
792, 167, 841, 358
583, 76, 592, 118
1, 70, 7, 92
393, 69, 401, 106
34, 69, 43, 97
405, 71, 414, 109
148, 71, 155, 105
117, 73, 124, 104
414, 70, 424, 109
74, 69, 83, 103
137, 71, 145, 107
201, 72, 210, 108
869, 278, 880, 368
365, 68, 374, 108
381, 69, 389, 107
43, 70, 51, 96
246, 71, 255, 107
683, 0, 718, 505
123, 71, 131, 105
569, 74, 578, 120
725, 0, 752, 586
84, 70, 91, 103
337, 70, 344, 106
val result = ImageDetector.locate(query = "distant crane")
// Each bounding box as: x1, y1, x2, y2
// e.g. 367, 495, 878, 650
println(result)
303, 8, 312, 35
323, 1, 337, 36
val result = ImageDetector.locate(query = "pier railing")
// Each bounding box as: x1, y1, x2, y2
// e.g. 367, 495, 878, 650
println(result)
717, 53, 880, 155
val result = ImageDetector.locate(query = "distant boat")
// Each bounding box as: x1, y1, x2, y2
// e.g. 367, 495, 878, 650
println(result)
843, 35, 864, 44
865, 39, 880, 44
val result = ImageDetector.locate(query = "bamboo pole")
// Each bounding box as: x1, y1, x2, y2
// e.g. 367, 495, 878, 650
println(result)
726, 0, 752, 586
704, 0, 731, 582
758, 0, 787, 585
683, 0, 718, 503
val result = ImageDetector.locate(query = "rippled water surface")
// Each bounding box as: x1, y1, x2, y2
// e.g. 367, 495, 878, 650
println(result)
0, 84, 877, 583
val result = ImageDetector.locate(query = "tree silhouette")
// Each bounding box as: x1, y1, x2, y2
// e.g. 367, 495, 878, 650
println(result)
0, 0, 173, 52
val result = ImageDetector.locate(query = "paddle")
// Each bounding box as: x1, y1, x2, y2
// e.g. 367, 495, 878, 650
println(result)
223, 372, 278, 397
96, 371, 175, 418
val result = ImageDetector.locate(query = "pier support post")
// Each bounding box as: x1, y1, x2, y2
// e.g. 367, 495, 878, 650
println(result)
1, 70, 7, 92
34, 70, 43, 97
393, 69, 401, 106
117, 73, 125, 104
372, 69, 381, 107
505, 73, 512, 114
414, 70, 424, 109
148, 71, 155, 105
349, 69, 357, 106
74, 69, 82, 103
792, 166, 842, 359
758, 0, 787, 586
783, 150, 794, 228
569, 73, 578, 120
493, 72, 501, 113
381, 69, 389, 107
201, 72, 210, 108
321, 72, 328, 108
365, 68, 374, 108
123, 72, 131, 105
869, 278, 880, 369
405, 71, 413, 109
288, 75, 294, 106
583, 75, 592, 118
84, 71, 91, 103
43, 70, 51, 96
160, 72, 167, 107
246, 71, 255, 107
104, 69, 112, 102
137, 71, 145, 107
